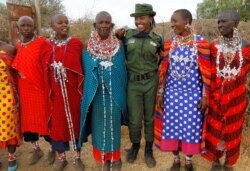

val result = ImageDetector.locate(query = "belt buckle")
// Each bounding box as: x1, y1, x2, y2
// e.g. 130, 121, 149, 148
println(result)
136, 75, 141, 81
141, 74, 146, 80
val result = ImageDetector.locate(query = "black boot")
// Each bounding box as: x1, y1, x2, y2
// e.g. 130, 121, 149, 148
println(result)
126, 143, 140, 163
144, 141, 156, 168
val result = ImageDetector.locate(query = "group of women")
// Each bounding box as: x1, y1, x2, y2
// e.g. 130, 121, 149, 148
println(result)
0, 2, 249, 171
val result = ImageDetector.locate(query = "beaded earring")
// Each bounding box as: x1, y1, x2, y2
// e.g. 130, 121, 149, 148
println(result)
50, 30, 57, 40
184, 23, 191, 30
233, 27, 241, 44
184, 24, 194, 35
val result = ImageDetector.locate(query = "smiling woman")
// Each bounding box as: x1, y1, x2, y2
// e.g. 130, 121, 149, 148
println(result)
79, 11, 127, 171
12, 16, 50, 167
154, 9, 211, 171
40, 14, 84, 171
115, 3, 163, 169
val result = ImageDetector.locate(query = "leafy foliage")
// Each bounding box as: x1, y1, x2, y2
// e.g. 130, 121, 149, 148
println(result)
196, 0, 250, 21
0, 3, 9, 42
7, 0, 65, 27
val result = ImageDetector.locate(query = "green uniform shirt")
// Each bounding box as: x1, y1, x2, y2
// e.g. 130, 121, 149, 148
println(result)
124, 29, 162, 75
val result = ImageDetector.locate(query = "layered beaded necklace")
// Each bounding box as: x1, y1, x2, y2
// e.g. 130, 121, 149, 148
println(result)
50, 36, 71, 47
169, 34, 198, 81
216, 28, 243, 80
87, 32, 119, 60
51, 36, 71, 82
50, 36, 79, 161
88, 32, 119, 170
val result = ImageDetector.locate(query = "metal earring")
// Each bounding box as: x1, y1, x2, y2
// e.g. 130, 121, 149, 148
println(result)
50, 30, 56, 39
184, 24, 191, 30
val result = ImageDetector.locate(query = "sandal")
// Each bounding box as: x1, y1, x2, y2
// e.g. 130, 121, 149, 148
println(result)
112, 159, 122, 171
210, 159, 222, 171
8, 153, 17, 171
102, 160, 110, 171
29, 148, 44, 165
223, 165, 234, 171
53, 160, 68, 171
169, 157, 181, 171
185, 159, 194, 171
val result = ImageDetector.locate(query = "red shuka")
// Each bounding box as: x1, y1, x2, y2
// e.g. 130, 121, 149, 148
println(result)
202, 40, 250, 166
41, 38, 83, 141
12, 37, 49, 135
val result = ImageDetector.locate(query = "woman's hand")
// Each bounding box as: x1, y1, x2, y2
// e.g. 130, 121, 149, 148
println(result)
199, 96, 207, 114
115, 28, 126, 39
156, 94, 164, 108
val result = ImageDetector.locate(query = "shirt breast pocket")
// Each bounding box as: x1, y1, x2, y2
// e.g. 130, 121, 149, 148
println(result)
126, 38, 136, 54
147, 40, 159, 57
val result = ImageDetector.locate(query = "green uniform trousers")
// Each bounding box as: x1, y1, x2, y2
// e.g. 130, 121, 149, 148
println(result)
127, 73, 158, 143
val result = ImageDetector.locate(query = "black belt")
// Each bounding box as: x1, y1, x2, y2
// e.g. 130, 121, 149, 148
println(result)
129, 71, 157, 81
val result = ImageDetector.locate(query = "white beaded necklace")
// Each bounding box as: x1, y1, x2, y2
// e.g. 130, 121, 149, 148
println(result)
216, 28, 243, 80
89, 33, 116, 170
99, 59, 115, 171
51, 36, 71, 47
169, 34, 198, 81
87, 32, 119, 60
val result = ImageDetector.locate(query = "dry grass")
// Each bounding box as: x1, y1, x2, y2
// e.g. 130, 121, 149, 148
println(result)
0, 127, 249, 171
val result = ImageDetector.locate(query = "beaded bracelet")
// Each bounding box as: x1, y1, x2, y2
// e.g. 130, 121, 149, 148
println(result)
158, 88, 164, 94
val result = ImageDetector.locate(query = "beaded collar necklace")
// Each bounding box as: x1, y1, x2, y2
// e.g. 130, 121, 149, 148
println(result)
50, 36, 71, 47
216, 28, 243, 80
21, 35, 35, 47
87, 32, 119, 60
169, 34, 198, 80
88, 32, 117, 169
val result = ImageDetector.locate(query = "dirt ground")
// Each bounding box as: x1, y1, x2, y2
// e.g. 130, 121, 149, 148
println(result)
0, 126, 249, 171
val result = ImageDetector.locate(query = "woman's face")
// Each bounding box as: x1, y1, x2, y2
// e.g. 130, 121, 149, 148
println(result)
134, 15, 152, 33
170, 12, 187, 36
18, 18, 35, 40
217, 13, 236, 38
52, 15, 69, 39
94, 14, 113, 40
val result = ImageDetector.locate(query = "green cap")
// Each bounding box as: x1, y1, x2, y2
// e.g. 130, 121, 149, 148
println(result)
130, 3, 156, 17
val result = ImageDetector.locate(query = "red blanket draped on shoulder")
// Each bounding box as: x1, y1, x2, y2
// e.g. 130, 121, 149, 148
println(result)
40, 37, 83, 141
202, 40, 250, 166
12, 37, 49, 135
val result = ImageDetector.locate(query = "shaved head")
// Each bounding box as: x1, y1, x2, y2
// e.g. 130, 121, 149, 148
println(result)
51, 14, 67, 27
218, 10, 240, 26
174, 9, 193, 25
17, 16, 34, 27
95, 11, 112, 23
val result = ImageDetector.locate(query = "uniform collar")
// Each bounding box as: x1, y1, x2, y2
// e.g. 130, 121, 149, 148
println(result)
132, 30, 154, 39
